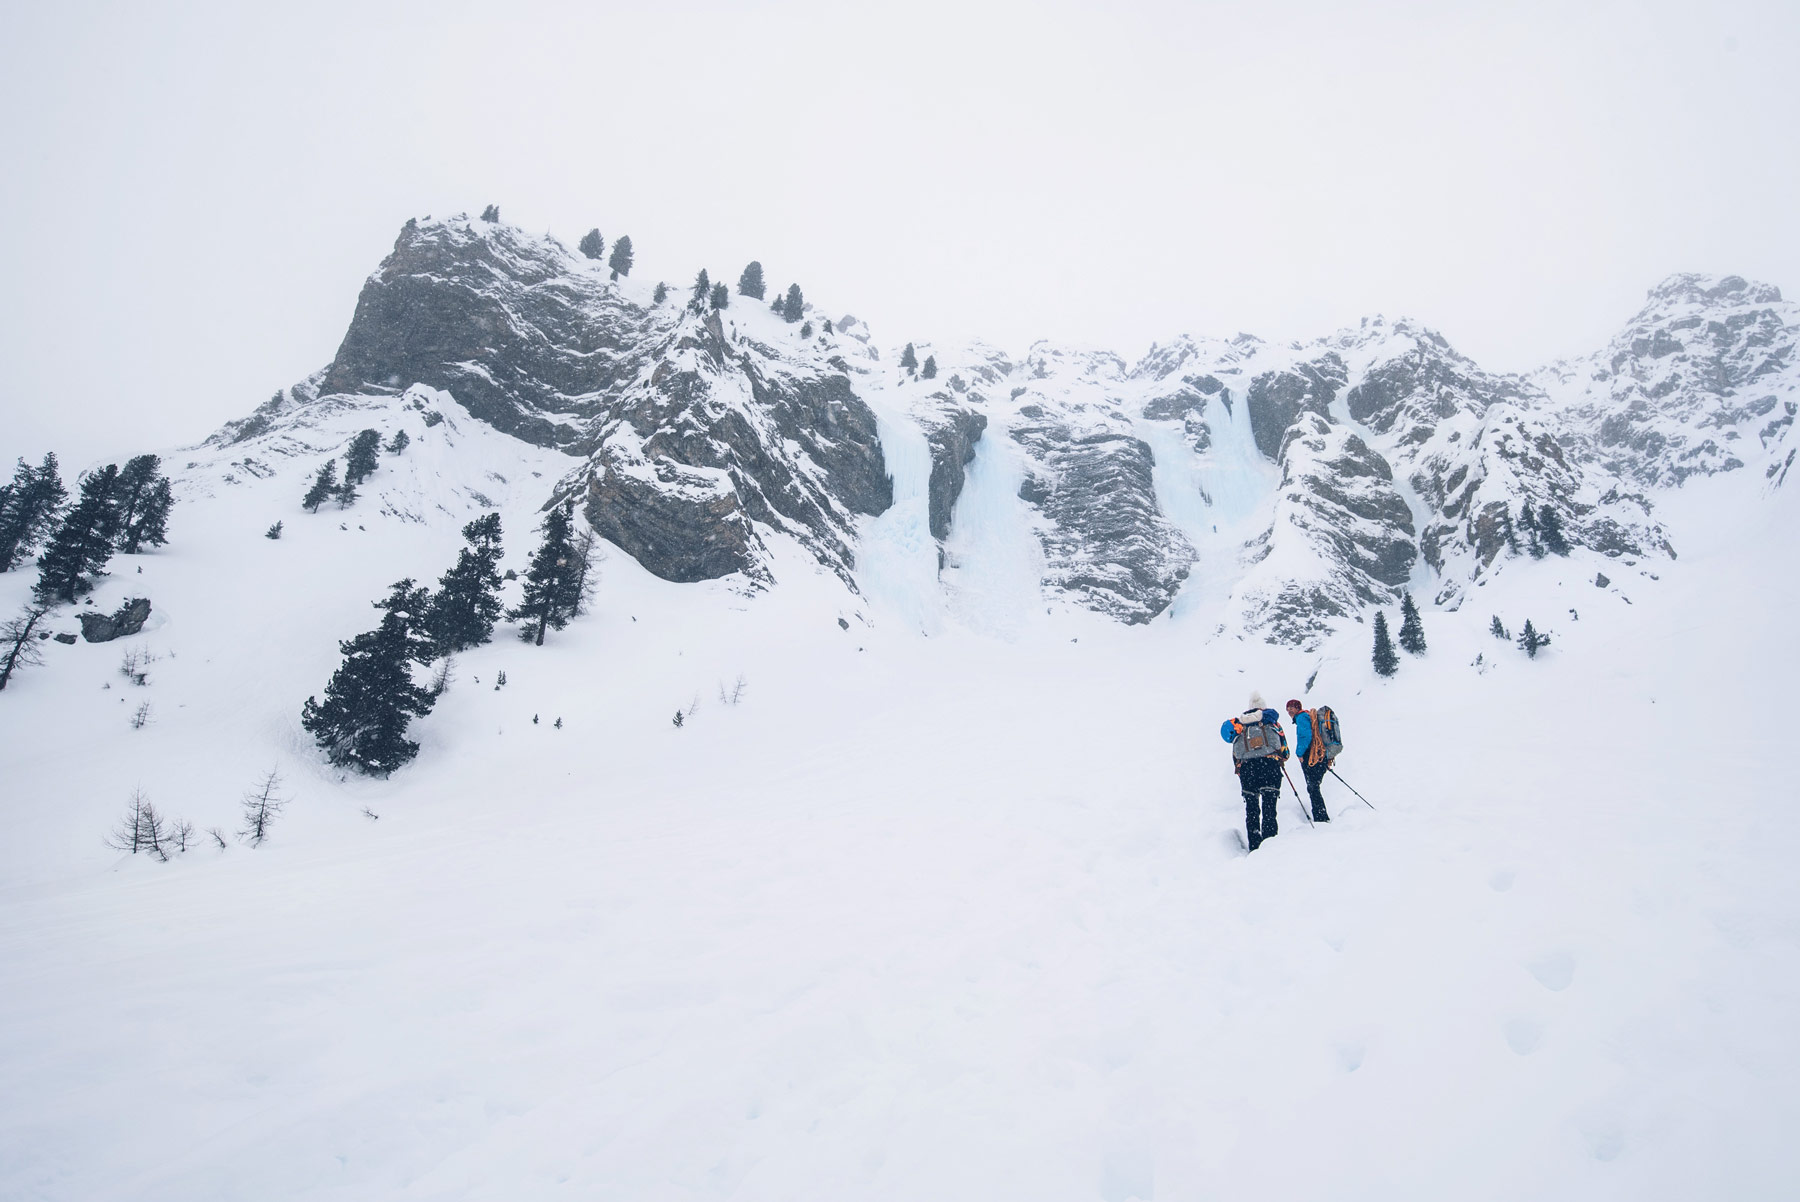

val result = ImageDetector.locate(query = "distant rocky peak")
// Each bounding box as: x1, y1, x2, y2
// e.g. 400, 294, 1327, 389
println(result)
1637, 272, 1784, 314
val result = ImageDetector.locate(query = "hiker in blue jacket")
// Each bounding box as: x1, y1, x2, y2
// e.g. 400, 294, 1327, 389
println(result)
1222, 695, 1288, 851
1286, 698, 1332, 823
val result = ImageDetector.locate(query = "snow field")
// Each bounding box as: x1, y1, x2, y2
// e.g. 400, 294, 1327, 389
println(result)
2, 412, 1798, 1198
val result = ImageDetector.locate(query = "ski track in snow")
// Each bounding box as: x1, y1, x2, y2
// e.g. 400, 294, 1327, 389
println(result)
1, 399, 1799, 1200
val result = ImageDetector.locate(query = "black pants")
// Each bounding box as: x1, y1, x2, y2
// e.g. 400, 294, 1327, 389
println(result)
1302, 757, 1331, 822
1243, 786, 1279, 850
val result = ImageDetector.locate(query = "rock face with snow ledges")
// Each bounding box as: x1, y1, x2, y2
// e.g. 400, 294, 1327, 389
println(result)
192, 211, 1783, 645
222, 214, 895, 589
1005, 345, 1196, 624
1536, 273, 1800, 488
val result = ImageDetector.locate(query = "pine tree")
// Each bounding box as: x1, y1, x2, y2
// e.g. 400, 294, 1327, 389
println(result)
1397, 591, 1427, 655
115, 456, 173, 554
710, 281, 729, 311
737, 261, 766, 299
690, 269, 711, 312
1520, 501, 1546, 559
426, 512, 505, 654
1490, 614, 1508, 640
343, 429, 382, 487
608, 235, 634, 280
1371, 611, 1399, 677
653, 282, 668, 305
34, 464, 122, 604
509, 503, 581, 645
771, 291, 784, 314
900, 343, 918, 373
1517, 619, 1549, 659
266, 521, 283, 539
781, 283, 804, 323
300, 580, 437, 774
480, 205, 500, 222
800, 321, 814, 338
0, 453, 67, 572
337, 477, 358, 509
1500, 505, 1519, 555
1538, 505, 1570, 556
822, 319, 834, 335
303, 460, 339, 512
921, 355, 938, 379
578, 228, 604, 260
387, 430, 409, 455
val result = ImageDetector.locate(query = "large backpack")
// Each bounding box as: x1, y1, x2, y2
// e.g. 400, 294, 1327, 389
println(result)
1311, 705, 1344, 759
1232, 709, 1288, 762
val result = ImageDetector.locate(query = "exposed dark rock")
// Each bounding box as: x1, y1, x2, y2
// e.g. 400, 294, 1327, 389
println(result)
917, 405, 988, 540
1009, 417, 1193, 624
1246, 354, 1346, 460
79, 598, 151, 643
54, 632, 76, 645
319, 216, 646, 453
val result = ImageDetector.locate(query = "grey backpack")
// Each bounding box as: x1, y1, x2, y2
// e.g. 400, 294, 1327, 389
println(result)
1231, 709, 1287, 762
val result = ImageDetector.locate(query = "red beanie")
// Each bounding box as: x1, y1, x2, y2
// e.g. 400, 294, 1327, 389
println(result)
1286, 698, 1303, 712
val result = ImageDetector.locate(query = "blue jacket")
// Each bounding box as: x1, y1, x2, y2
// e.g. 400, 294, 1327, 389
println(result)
1293, 711, 1313, 758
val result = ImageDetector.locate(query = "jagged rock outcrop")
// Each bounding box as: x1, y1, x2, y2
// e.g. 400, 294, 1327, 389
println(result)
196, 211, 1782, 645
1006, 346, 1195, 623
918, 407, 987, 541
1246, 354, 1347, 461
575, 310, 891, 584
1536, 273, 1799, 486
221, 214, 894, 588
320, 217, 645, 451
79, 598, 151, 643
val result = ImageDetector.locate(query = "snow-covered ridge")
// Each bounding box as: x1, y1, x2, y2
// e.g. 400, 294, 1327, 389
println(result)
200, 216, 1793, 644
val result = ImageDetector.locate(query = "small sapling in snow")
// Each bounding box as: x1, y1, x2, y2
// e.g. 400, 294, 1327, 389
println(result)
239, 768, 287, 846
265, 520, 283, 539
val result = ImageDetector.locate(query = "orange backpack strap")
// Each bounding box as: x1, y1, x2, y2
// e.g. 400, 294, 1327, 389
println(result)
1305, 709, 1324, 766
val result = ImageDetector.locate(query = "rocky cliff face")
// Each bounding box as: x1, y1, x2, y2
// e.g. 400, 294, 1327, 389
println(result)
1003, 345, 1195, 624
1536, 274, 1800, 488
205, 213, 1788, 646
250, 214, 894, 588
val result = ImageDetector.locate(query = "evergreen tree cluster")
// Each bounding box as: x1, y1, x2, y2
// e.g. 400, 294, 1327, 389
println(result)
20, 453, 175, 606
299, 428, 395, 513
579, 228, 605, 260
299, 505, 598, 774
0, 453, 67, 572
301, 579, 439, 776
1517, 619, 1550, 658
1518, 501, 1570, 559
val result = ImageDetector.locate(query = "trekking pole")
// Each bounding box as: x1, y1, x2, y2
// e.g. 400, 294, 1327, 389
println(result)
1327, 767, 1377, 810
1281, 763, 1315, 827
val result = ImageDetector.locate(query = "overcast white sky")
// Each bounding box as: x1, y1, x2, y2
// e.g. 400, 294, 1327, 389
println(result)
2, 0, 1796, 467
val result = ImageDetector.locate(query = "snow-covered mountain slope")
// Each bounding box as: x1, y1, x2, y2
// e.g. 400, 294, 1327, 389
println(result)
1535, 273, 1800, 488
195, 217, 1796, 648
3, 407, 1797, 1199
